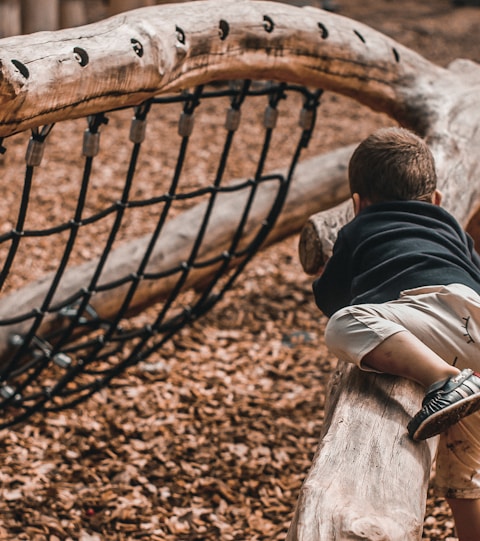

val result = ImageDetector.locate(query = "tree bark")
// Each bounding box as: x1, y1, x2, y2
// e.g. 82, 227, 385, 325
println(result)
21, 0, 59, 33
0, 0, 21, 38
0, 0, 448, 137
60, 0, 88, 29
286, 364, 439, 541
299, 199, 353, 275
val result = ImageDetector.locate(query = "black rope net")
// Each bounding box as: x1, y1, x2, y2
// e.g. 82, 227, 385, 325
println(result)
0, 80, 322, 427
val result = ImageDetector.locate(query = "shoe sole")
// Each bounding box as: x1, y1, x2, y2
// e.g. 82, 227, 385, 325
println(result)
409, 392, 480, 441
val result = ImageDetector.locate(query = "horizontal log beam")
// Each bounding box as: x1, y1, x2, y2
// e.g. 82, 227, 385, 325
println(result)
0, 0, 446, 137
299, 199, 353, 275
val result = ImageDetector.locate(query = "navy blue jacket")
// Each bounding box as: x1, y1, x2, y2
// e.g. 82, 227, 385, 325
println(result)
313, 201, 480, 317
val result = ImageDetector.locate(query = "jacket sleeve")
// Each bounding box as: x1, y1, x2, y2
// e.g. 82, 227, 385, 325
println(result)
466, 232, 480, 269
312, 229, 352, 317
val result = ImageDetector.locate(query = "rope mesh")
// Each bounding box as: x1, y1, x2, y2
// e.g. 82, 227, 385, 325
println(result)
0, 81, 322, 427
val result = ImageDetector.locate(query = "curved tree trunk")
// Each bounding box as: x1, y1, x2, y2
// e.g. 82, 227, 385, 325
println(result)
0, 0, 450, 136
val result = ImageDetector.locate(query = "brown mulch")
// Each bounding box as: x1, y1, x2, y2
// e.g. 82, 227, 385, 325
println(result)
0, 1, 479, 540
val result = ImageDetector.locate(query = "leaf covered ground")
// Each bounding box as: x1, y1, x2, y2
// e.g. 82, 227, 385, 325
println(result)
0, 0, 479, 539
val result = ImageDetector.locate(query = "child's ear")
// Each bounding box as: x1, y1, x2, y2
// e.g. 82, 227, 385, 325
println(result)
352, 193, 361, 216
352, 193, 369, 216
432, 190, 443, 206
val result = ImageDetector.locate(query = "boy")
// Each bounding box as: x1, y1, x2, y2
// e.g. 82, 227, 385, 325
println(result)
313, 127, 480, 541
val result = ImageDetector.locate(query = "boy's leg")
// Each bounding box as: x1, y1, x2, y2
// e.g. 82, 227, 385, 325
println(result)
325, 297, 480, 440
324, 284, 480, 376
344, 328, 480, 440
447, 498, 480, 541
435, 413, 480, 540
361, 330, 459, 387
324, 286, 480, 530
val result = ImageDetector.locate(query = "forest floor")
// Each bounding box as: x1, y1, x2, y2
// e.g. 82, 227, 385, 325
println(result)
0, 0, 479, 540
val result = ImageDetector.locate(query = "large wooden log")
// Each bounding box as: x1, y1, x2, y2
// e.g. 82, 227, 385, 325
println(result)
298, 199, 353, 275
286, 365, 438, 540
0, 0, 449, 137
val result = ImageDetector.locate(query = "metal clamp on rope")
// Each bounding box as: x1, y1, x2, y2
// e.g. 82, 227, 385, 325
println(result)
225, 108, 241, 132
263, 106, 278, 129
0, 383, 21, 402
178, 112, 195, 137
25, 137, 46, 166
299, 107, 315, 131
25, 125, 54, 166
59, 302, 100, 326
130, 117, 147, 144
83, 130, 100, 157
8, 334, 72, 368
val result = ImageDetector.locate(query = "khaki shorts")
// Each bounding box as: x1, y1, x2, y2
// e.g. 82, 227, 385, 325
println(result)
325, 283, 480, 499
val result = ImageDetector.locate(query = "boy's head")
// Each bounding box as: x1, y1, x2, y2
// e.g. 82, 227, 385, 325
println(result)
348, 127, 437, 206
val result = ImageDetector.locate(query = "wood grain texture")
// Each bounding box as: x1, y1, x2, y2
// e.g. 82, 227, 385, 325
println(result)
287, 363, 438, 540
0, 0, 443, 137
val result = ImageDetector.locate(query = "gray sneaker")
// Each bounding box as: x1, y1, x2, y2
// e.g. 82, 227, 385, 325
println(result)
408, 368, 480, 441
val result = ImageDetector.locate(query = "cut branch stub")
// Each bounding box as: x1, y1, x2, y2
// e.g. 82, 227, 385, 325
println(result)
299, 199, 353, 275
